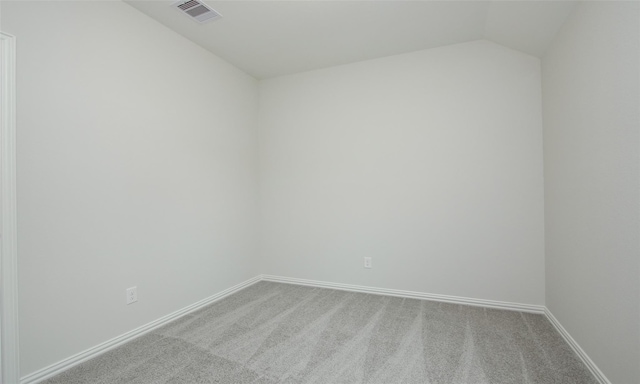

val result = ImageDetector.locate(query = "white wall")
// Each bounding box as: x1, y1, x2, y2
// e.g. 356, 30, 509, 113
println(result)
10, 1, 635, 380
1, 1, 259, 377
259, 40, 545, 305
542, 2, 640, 383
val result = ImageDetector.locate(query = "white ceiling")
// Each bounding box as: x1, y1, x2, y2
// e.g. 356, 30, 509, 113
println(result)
125, 0, 578, 79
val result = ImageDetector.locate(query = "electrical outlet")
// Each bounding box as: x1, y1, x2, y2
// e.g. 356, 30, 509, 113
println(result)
364, 257, 372, 269
126, 286, 137, 305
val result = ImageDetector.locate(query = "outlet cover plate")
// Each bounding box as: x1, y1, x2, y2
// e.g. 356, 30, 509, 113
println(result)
126, 286, 138, 305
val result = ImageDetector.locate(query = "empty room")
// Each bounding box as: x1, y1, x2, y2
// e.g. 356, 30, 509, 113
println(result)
0, 0, 638, 383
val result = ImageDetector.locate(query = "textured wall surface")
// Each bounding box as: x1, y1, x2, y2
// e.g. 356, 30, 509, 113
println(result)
2, 1, 259, 376
259, 40, 545, 306
542, 2, 640, 383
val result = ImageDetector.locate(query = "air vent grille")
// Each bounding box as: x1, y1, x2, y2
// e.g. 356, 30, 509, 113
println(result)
172, 0, 222, 24
178, 0, 199, 11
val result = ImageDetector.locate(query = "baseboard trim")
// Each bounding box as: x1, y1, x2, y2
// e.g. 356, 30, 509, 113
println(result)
261, 274, 545, 314
20, 275, 610, 384
544, 308, 611, 384
264, 275, 609, 383
20, 275, 262, 384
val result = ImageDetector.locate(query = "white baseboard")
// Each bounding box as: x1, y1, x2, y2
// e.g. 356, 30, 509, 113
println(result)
261, 274, 546, 314
20, 275, 262, 384
20, 274, 610, 384
265, 275, 609, 383
544, 308, 611, 384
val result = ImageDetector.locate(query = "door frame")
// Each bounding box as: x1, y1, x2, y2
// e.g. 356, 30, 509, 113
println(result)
1, 31, 20, 384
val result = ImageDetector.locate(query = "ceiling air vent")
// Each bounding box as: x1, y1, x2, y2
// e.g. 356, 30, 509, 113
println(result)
172, 0, 222, 24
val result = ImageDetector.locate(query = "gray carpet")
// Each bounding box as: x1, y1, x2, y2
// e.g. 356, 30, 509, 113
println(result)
43, 281, 598, 384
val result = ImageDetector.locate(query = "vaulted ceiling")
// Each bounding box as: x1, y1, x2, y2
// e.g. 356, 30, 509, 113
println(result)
125, 1, 578, 79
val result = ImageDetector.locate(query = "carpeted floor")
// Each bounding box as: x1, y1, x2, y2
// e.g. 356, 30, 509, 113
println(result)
43, 281, 598, 384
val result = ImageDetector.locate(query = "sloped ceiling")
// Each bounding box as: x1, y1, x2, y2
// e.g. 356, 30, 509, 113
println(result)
125, 0, 578, 79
